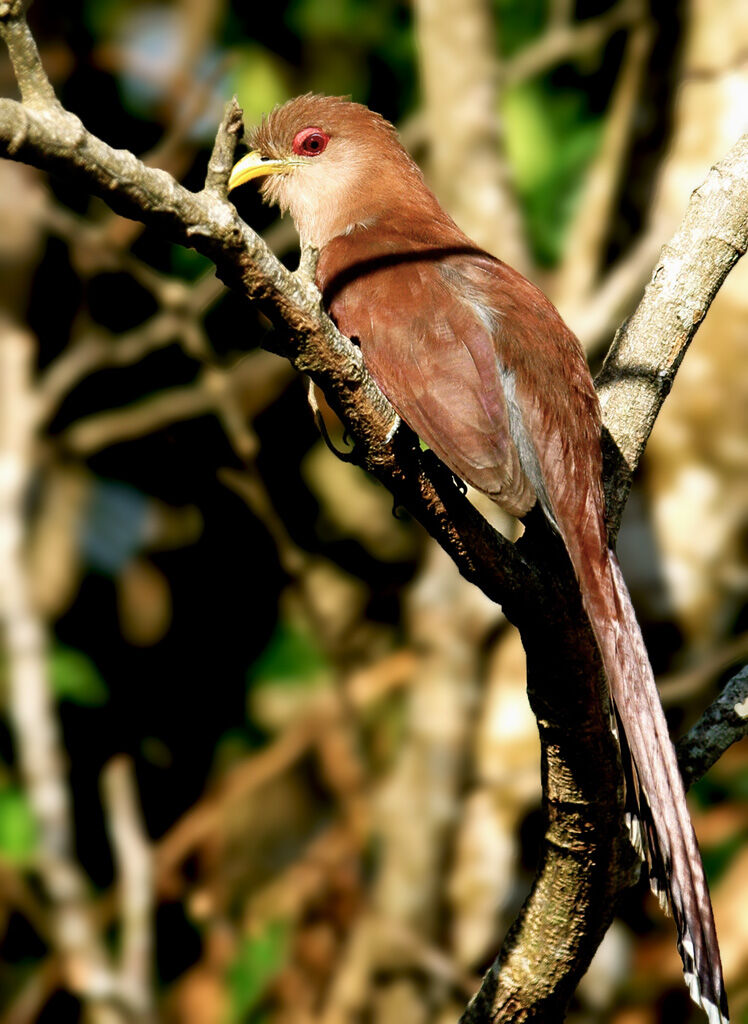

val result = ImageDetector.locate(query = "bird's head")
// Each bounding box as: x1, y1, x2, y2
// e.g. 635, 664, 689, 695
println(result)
228, 94, 426, 248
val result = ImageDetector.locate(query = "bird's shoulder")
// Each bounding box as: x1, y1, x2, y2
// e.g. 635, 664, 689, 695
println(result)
315, 216, 485, 302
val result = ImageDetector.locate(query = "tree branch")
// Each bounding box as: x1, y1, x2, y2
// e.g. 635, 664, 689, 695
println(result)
0, 0, 59, 108
0, 320, 122, 1020
101, 757, 155, 1020
554, 17, 652, 311
677, 665, 748, 791
415, 0, 532, 272
596, 133, 748, 537
501, 0, 644, 87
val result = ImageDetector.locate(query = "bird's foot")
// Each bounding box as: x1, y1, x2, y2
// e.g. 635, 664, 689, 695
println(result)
306, 377, 358, 463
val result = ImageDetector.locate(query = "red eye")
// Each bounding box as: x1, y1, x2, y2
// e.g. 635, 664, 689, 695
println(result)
292, 127, 330, 157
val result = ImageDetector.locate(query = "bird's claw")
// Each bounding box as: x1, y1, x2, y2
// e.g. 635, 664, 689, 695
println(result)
307, 378, 358, 463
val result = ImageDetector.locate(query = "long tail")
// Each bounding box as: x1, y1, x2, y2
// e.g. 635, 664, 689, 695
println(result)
572, 538, 729, 1023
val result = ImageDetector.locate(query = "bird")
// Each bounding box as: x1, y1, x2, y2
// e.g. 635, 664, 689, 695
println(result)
227, 94, 728, 1023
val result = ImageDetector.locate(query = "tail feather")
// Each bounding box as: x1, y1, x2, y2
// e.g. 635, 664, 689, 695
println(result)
581, 549, 729, 1023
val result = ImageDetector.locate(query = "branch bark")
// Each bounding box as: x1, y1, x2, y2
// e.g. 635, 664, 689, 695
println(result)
101, 757, 155, 1020
676, 665, 748, 791
596, 134, 748, 537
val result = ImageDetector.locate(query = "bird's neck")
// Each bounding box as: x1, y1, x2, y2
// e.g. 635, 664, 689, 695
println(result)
290, 158, 461, 251
310, 190, 469, 254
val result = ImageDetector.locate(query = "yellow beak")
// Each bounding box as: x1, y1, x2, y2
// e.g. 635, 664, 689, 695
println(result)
227, 150, 296, 192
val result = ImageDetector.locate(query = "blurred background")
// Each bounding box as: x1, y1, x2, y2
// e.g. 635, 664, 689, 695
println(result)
0, 0, 746, 1021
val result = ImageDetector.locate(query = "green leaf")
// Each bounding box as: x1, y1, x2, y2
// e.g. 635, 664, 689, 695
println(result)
169, 245, 214, 282
49, 645, 108, 707
287, 0, 389, 43
701, 829, 748, 886
226, 919, 291, 1022
0, 787, 37, 863
502, 81, 603, 265
494, 0, 546, 57
82, 0, 126, 38
230, 46, 290, 127
248, 622, 331, 691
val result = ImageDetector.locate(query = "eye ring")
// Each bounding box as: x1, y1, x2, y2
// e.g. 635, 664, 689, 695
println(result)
292, 127, 330, 157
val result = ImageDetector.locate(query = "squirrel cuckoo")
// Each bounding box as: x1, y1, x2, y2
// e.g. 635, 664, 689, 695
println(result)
228, 95, 728, 1022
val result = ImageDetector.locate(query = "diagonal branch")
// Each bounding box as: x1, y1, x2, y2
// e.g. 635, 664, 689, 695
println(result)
501, 0, 644, 87
596, 133, 748, 537
677, 665, 748, 791
554, 17, 652, 311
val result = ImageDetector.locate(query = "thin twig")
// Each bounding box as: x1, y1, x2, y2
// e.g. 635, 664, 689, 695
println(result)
554, 18, 652, 311
0, 957, 62, 1024
660, 632, 748, 706
101, 757, 155, 1020
677, 665, 748, 790
502, 0, 644, 86
0, 1, 59, 108
568, 221, 665, 353
0, 320, 119, 1018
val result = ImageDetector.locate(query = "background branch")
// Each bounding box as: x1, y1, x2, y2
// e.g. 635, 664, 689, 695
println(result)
0, 320, 121, 1020
101, 757, 155, 1020
501, 0, 643, 87
415, 0, 532, 271
677, 666, 748, 791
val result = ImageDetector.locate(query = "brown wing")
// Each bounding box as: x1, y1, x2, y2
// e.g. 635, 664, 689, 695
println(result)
317, 227, 536, 516
470, 255, 605, 541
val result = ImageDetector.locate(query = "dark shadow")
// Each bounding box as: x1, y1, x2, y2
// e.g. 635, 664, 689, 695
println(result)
320, 244, 489, 305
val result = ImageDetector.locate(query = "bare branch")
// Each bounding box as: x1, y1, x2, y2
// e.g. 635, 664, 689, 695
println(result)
677, 665, 748, 791
204, 96, 244, 197
101, 757, 155, 1020
0, 958, 61, 1024
414, 0, 532, 272
659, 632, 748, 706
596, 133, 748, 537
0, 103, 534, 604
547, 0, 574, 30
0, 0, 59, 108
39, 316, 203, 422
502, 0, 644, 87
0, 321, 119, 1019
39, 200, 200, 305
61, 376, 219, 453
57, 348, 292, 456
554, 19, 653, 311
2, 9, 747, 1022
568, 222, 664, 353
